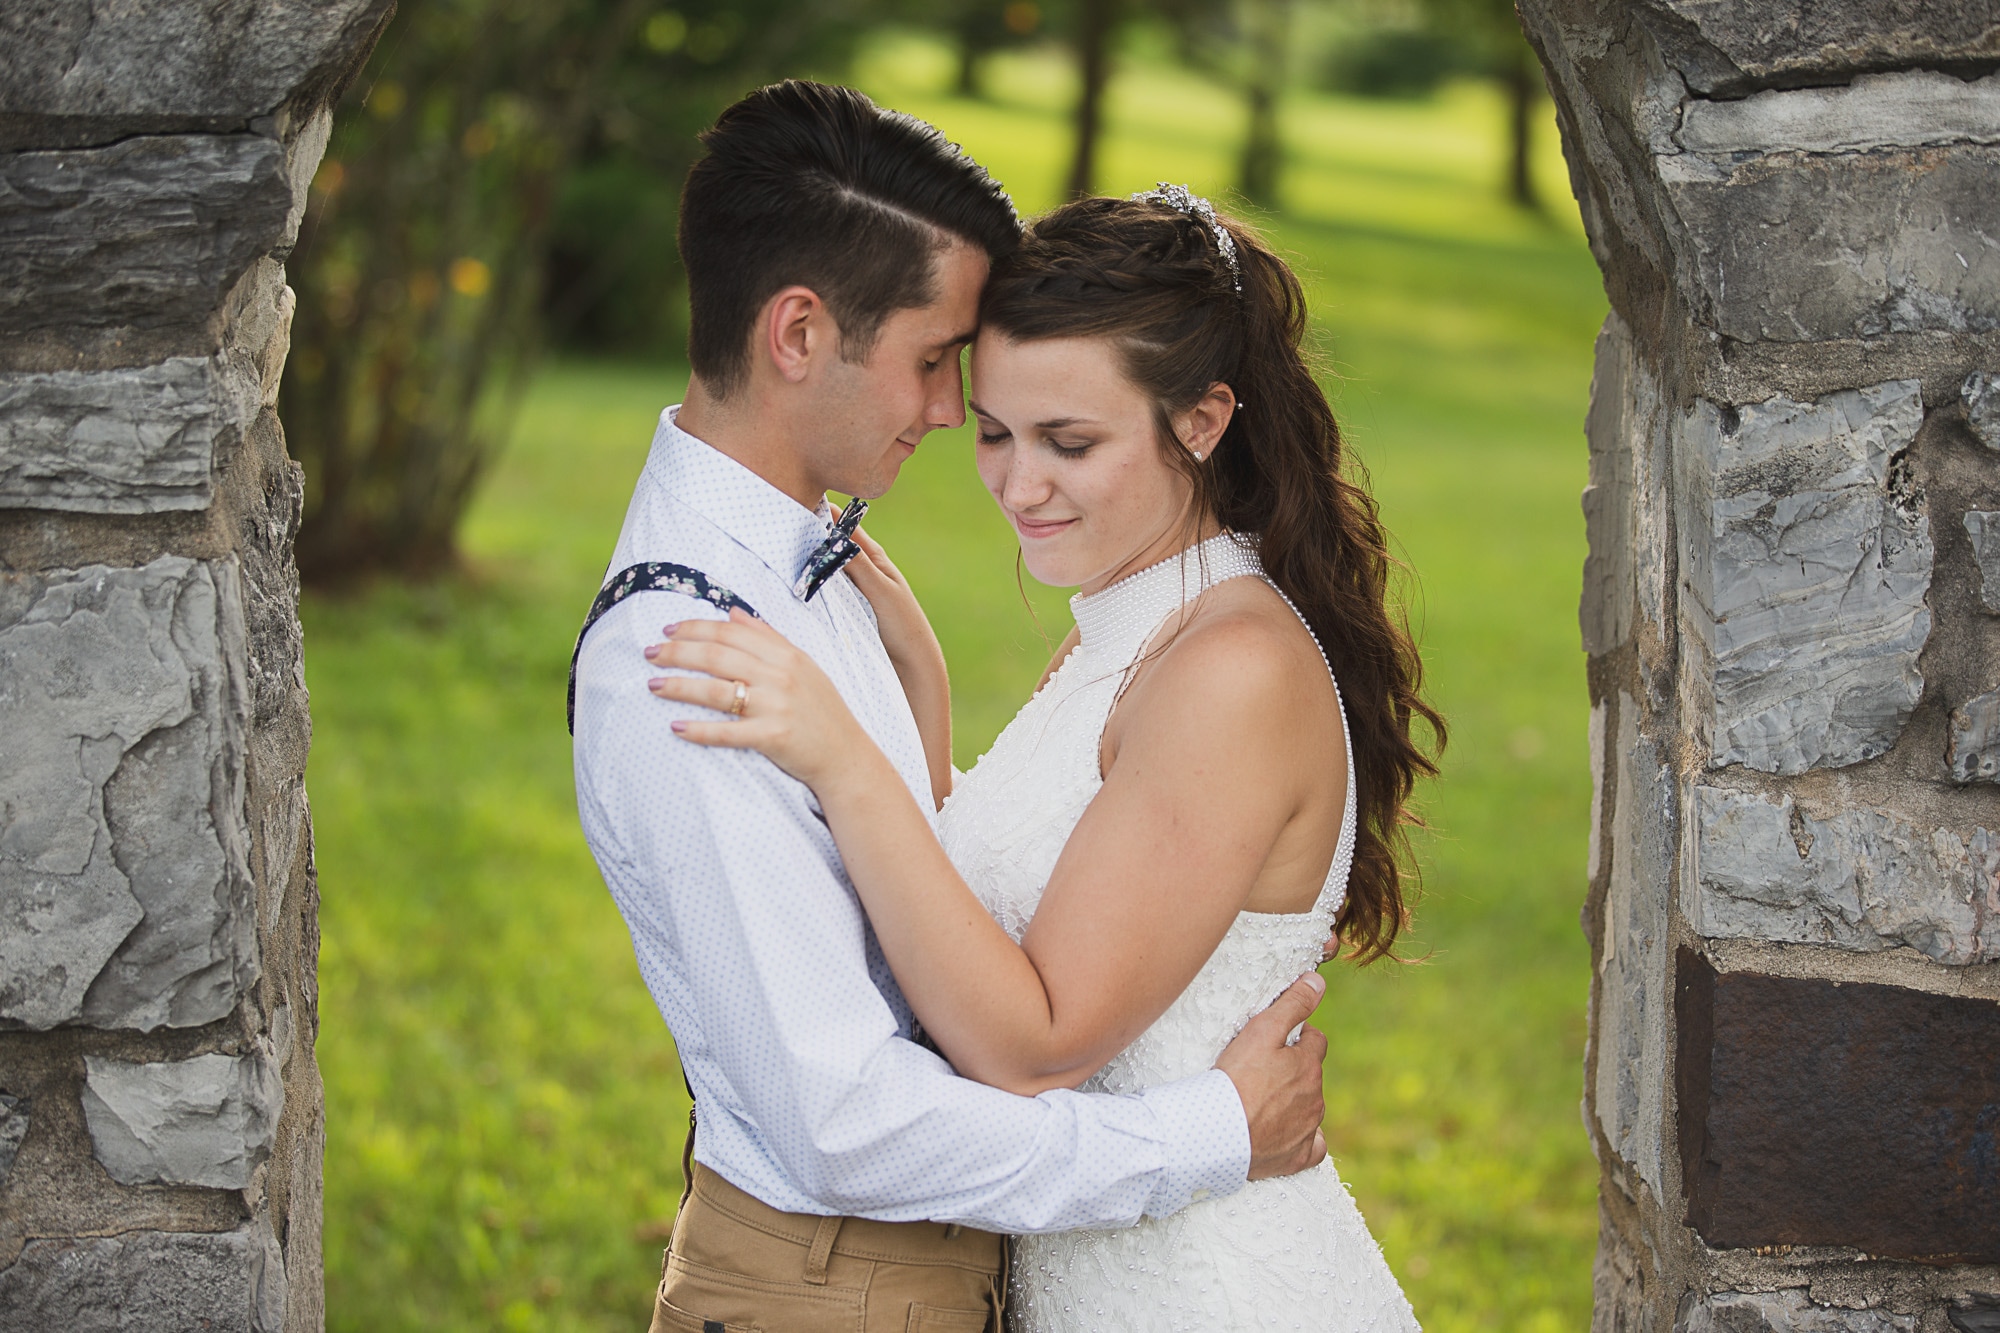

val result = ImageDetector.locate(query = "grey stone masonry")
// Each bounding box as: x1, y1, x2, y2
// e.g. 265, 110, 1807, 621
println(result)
1592, 697, 1674, 1194
1660, 139, 2000, 344
1681, 1289, 1917, 1333
0, 3, 389, 1329
1676, 381, 1931, 775
0, 558, 257, 1032
1630, 1, 2000, 96
1965, 512, 2000, 611
81, 1051, 282, 1190
1687, 786, 1997, 965
0, 132, 303, 354
1675, 71, 2000, 156
0, 1226, 284, 1333
0, 1096, 25, 1188
1525, 0, 2000, 1324
0, 358, 259, 513
0, 1, 390, 146
1967, 373, 2000, 452
1947, 689, 2000, 785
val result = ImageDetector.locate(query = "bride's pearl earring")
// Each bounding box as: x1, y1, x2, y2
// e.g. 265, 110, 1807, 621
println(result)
1192, 449, 1205, 461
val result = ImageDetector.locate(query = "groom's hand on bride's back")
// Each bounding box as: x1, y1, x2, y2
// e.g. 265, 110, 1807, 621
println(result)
1216, 971, 1330, 1181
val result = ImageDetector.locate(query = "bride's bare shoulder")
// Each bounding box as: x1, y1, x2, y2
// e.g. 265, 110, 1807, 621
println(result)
1120, 578, 1337, 737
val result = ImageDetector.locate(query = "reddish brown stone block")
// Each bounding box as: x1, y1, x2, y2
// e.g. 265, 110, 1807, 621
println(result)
1677, 949, 2000, 1263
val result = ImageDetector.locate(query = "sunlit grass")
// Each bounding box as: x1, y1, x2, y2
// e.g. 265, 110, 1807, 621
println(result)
313, 31, 1606, 1332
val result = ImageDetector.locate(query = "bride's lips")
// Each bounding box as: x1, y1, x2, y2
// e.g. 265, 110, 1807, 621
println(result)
1012, 514, 1076, 540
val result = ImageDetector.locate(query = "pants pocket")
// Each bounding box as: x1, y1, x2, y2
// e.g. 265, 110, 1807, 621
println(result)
663, 1253, 863, 1332
904, 1301, 994, 1332
649, 1284, 761, 1333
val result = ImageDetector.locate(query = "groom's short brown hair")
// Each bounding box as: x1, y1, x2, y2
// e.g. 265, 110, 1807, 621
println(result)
679, 80, 1021, 396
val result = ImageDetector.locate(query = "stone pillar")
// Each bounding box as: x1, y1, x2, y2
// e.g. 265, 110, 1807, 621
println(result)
0, 5, 389, 1329
1518, 2, 2000, 1329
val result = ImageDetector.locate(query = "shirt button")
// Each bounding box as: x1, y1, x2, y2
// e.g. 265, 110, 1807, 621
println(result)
1190, 1188, 1211, 1203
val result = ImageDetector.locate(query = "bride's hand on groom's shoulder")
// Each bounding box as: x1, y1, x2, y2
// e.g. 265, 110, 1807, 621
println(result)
844, 524, 954, 806
642, 611, 869, 793
844, 525, 944, 675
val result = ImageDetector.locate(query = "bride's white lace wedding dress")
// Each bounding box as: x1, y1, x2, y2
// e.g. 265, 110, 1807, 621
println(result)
936, 533, 1421, 1332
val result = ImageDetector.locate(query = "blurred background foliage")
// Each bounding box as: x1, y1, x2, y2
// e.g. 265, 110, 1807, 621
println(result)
292, 3, 1607, 1330
284, 0, 1548, 584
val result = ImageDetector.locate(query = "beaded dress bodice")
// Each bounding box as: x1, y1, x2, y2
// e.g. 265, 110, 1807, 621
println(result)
934, 534, 1418, 1333
937, 533, 1355, 1095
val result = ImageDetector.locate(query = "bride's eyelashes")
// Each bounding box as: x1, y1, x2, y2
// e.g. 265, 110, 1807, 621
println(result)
974, 427, 1091, 458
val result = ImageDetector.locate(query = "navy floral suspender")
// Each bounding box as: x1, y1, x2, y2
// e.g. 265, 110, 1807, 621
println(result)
566, 501, 867, 733
566, 562, 759, 734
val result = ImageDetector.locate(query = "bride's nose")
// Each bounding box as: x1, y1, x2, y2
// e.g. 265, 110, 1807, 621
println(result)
999, 455, 1056, 513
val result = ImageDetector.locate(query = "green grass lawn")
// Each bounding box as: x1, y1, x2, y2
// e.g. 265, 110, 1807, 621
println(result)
308, 33, 1607, 1332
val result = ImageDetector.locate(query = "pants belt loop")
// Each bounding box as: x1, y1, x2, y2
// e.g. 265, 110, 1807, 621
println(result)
676, 1103, 697, 1216
804, 1214, 843, 1285
664, 1099, 698, 1282
990, 1233, 1011, 1333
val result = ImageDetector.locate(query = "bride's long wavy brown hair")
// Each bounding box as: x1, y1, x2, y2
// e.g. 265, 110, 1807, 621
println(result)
980, 195, 1444, 961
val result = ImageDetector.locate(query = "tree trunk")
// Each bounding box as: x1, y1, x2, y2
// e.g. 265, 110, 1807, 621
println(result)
285, 0, 651, 585
956, 23, 984, 97
1066, 0, 1118, 199
1237, 0, 1291, 207
1505, 42, 1538, 210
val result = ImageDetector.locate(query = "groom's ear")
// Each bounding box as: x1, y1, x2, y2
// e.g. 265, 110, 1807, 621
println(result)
760, 285, 835, 385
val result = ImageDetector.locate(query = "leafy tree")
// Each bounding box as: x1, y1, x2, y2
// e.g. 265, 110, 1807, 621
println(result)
1154, 0, 1293, 207
541, 4, 880, 354
943, 0, 1048, 97
284, 0, 651, 582
284, 0, 877, 583
1234, 0, 1293, 206
1065, 0, 1122, 197
1420, 0, 1541, 208
1322, 29, 1467, 99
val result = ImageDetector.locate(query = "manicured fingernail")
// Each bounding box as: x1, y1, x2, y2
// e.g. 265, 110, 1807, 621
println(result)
644, 644, 663, 659
670, 720, 687, 733
662, 622, 680, 636
1303, 971, 1326, 996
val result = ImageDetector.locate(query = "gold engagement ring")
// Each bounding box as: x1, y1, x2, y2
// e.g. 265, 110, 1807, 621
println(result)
729, 680, 749, 716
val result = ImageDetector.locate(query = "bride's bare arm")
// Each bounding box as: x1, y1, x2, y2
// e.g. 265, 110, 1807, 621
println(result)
841, 525, 954, 806
645, 607, 1312, 1096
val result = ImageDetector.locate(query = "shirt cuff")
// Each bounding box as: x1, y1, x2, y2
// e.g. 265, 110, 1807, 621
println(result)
1139, 1068, 1252, 1218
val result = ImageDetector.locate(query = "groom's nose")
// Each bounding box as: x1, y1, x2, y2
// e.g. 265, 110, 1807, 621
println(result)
924, 361, 968, 433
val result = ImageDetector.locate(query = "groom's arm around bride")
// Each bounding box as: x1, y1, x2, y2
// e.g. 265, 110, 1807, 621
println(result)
572, 80, 1331, 1333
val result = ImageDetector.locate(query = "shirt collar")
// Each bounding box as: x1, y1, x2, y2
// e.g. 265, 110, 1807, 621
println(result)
645, 405, 834, 596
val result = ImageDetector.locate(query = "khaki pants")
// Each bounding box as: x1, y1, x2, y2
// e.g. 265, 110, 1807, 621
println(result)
650, 1163, 1007, 1333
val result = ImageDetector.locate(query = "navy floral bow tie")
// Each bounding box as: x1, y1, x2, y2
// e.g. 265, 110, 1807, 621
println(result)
794, 498, 869, 601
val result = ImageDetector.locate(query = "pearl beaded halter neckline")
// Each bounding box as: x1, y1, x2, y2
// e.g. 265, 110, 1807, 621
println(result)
1072, 531, 1268, 661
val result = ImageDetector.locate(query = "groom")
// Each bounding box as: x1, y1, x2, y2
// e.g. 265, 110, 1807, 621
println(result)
572, 80, 1333, 1332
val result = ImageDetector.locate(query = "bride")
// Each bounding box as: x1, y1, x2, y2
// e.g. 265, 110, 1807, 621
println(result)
642, 188, 1441, 1331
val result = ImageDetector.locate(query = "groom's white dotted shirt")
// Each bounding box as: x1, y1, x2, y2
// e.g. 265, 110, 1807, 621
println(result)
573, 407, 1250, 1231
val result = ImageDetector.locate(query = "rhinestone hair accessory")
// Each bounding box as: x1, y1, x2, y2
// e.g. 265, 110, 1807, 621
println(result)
1131, 182, 1241, 294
